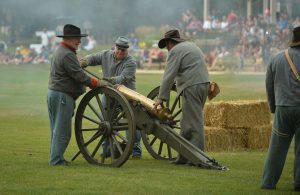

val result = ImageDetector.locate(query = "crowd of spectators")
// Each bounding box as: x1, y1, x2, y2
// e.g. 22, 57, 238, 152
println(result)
1, 9, 300, 72
135, 43, 166, 69
0, 28, 97, 65
178, 9, 234, 37
132, 9, 300, 71
0, 37, 56, 65
176, 9, 300, 72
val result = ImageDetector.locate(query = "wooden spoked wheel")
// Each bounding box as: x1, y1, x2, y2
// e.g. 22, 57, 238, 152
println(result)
141, 85, 182, 160
75, 87, 135, 167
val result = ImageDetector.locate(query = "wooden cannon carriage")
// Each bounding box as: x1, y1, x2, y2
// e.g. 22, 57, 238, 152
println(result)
71, 82, 227, 170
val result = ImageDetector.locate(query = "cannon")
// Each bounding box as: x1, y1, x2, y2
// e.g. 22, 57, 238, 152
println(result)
71, 80, 227, 170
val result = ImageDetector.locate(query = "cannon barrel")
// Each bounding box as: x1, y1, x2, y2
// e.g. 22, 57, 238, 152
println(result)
115, 85, 172, 122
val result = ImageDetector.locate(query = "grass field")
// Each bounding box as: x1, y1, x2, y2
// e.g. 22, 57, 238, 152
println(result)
0, 64, 297, 194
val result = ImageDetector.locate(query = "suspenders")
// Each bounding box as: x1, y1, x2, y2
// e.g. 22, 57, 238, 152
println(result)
285, 49, 300, 82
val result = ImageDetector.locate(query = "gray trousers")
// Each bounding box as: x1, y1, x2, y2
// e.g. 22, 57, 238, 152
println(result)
178, 83, 208, 162
261, 106, 300, 189
47, 90, 75, 165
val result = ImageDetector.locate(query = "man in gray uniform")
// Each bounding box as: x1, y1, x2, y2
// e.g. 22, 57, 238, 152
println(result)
154, 29, 210, 165
80, 36, 142, 158
48, 24, 109, 166
261, 26, 300, 191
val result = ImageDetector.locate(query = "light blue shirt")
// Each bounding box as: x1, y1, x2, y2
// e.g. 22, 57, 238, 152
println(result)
266, 46, 300, 113
86, 50, 137, 90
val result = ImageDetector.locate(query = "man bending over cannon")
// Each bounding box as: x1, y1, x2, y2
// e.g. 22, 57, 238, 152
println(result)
154, 29, 210, 165
47, 24, 110, 166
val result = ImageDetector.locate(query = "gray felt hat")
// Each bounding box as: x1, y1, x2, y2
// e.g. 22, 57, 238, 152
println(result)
158, 29, 185, 49
115, 36, 130, 48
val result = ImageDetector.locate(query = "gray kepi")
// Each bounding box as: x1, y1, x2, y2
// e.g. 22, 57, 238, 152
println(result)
115, 36, 130, 49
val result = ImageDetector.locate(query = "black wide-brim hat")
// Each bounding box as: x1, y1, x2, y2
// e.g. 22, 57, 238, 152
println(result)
290, 26, 300, 47
158, 29, 185, 49
56, 24, 88, 38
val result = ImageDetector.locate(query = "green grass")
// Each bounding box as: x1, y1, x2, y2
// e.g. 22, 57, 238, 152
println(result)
0, 64, 297, 194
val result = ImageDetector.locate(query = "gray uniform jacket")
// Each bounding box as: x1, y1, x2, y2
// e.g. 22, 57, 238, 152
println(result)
86, 50, 136, 90
266, 46, 300, 113
159, 41, 209, 100
48, 45, 92, 98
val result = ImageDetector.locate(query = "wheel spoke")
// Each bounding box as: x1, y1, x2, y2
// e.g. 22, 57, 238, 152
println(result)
82, 114, 101, 125
171, 108, 182, 119
112, 125, 129, 131
101, 139, 109, 163
81, 127, 100, 132
88, 102, 104, 121
172, 125, 181, 129
91, 135, 105, 157
113, 130, 127, 142
149, 136, 158, 146
109, 99, 118, 121
112, 135, 123, 157
95, 94, 107, 120
109, 136, 116, 161
158, 141, 164, 155
83, 131, 101, 147
167, 146, 172, 159
170, 97, 181, 113
112, 111, 125, 124
105, 95, 111, 118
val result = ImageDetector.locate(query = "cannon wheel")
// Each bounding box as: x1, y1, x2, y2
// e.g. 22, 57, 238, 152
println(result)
75, 87, 135, 167
141, 85, 182, 160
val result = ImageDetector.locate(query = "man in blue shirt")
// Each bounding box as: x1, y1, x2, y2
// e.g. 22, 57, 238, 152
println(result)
80, 36, 142, 158
262, 26, 300, 191
48, 24, 109, 166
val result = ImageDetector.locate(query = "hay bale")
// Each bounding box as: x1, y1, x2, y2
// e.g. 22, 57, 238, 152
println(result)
204, 126, 247, 152
246, 124, 272, 149
204, 100, 271, 128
